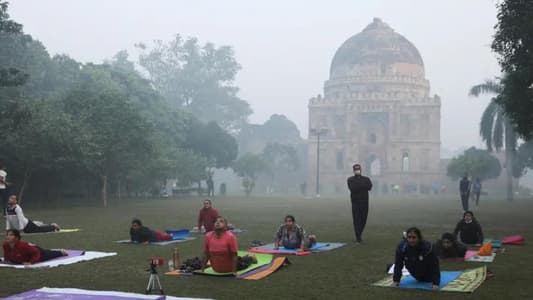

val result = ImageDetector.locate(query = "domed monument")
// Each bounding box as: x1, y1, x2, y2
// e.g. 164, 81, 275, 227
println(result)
308, 18, 441, 195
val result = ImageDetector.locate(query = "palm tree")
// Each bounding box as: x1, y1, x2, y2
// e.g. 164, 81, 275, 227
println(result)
469, 78, 517, 202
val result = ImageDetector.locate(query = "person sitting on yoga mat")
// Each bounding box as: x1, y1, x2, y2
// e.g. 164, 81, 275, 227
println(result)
392, 227, 440, 291
201, 216, 256, 275
5, 195, 61, 233
453, 211, 484, 245
2, 229, 68, 265
434, 232, 467, 259
129, 218, 172, 245
273, 215, 317, 251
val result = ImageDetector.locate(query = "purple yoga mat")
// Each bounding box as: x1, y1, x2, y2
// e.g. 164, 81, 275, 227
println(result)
4, 289, 165, 299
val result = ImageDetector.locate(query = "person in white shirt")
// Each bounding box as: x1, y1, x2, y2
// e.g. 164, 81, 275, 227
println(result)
5, 195, 60, 233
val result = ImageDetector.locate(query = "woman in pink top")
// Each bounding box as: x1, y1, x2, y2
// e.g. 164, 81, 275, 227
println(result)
201, 216, 257, 275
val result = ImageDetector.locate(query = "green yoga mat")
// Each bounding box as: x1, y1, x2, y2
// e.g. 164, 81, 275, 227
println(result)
194, 251, 273, 276
373, 266, 486, 293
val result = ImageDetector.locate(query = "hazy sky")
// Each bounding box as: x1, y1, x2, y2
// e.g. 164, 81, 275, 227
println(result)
9, 0, 500, 154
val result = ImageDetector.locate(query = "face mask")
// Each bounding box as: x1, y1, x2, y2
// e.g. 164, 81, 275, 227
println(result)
354, 170, 361, 175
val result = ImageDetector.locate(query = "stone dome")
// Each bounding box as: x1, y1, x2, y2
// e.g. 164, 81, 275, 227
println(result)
330, 18, 424, 79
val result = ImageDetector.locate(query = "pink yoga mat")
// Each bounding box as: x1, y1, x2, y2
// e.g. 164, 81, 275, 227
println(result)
502, 235, 524, 245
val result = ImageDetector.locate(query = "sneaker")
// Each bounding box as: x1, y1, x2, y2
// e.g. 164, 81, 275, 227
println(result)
51, 223, 61, 231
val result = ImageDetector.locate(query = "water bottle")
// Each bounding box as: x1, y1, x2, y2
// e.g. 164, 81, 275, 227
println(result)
173, 248, 180, 271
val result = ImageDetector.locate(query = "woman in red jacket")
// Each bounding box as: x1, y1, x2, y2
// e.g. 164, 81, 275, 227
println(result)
2, 229, 68, 265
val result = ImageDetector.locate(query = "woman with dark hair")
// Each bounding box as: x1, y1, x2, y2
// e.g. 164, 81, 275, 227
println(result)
273, 215, 317, 251
201, 216, 256, 275
129, 218, 173, 244
392, 227, 440, 291
453, 211, 484, 245
435, 232, 467, 258
2, 229, 68, 265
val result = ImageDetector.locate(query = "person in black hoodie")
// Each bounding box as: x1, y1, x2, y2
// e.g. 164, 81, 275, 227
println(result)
459, 174, 471, 211
435, 232, 467, 258
392, 227, 440, 291
347, 163, 373, 244
453, 211, 484, 245
129, 219, 172, 244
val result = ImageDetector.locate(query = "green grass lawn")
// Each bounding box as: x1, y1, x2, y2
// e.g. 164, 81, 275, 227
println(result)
1, 195, 532, 299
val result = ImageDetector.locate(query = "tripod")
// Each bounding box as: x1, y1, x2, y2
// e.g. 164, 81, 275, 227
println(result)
146, 263, 164, 295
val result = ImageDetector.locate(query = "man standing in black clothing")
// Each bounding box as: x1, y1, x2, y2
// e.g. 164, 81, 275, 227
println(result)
347, 164, 372, 244
459, 174, 471, 211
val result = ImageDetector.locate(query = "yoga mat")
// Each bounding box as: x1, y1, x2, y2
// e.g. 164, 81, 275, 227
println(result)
249, 242, 336, 255
502, 235, 525, 245
190, 227, 246, 234
483, 238, 502, 248
373, 266, 486, 293
193, 251, 273, 276
464, 250, 496, 262
238, 257, 290, 280
0, 250, 116, 269
165, 229, 191, 240
114, 237, 196, 245
23, 229, 81, 235
4, 287, 213, 299
166, 256, 288, 280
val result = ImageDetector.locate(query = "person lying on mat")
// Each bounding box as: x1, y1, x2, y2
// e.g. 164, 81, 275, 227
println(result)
5, 195, 61, 233
201, 216, 256, 275
129, 218, 172, 245
197, 199, 219, 233
2, 229, 68, 265
273, 215, 317, 252
434, 232, 467, 259
453, 211, 484, 245
392, 227, 440, 291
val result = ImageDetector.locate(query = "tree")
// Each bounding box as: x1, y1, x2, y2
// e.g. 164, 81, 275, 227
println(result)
470, 78, 518, 201
262, 143, 300, 193
136, 35, 252, 132
232, 153, 266, 197
0, 1, 27, 87
492, 0, 533, 139
447, 147, 501, 181
186, 121, 238, 169
61, 65, 154, 207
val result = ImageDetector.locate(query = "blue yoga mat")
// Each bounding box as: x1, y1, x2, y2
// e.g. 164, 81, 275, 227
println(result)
257, 242, 330, 253
165, 229, 190, 240
400, 271, 461, 290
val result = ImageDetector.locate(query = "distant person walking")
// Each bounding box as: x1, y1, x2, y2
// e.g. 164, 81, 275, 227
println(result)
459, 174, 471, 211
206, 176, 215, 197
472, 178, 482, 207
347, 163, 373, 244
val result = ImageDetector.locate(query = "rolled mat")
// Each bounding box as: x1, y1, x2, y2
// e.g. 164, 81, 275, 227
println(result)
502, 235, 525, 245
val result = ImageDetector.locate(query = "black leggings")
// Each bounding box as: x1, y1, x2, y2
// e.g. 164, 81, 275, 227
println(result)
36, 246, 64, 262
23, 220, 56, 233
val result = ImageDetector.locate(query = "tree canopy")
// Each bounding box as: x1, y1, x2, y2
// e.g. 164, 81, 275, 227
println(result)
492, 0, 533, 139
447, 147, 501, 181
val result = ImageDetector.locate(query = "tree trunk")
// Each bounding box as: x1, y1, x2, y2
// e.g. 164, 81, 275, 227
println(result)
18, 168, 32, 205
505, 149, 514, 202
117, 179, 121, 201
102, 174, 108, 207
